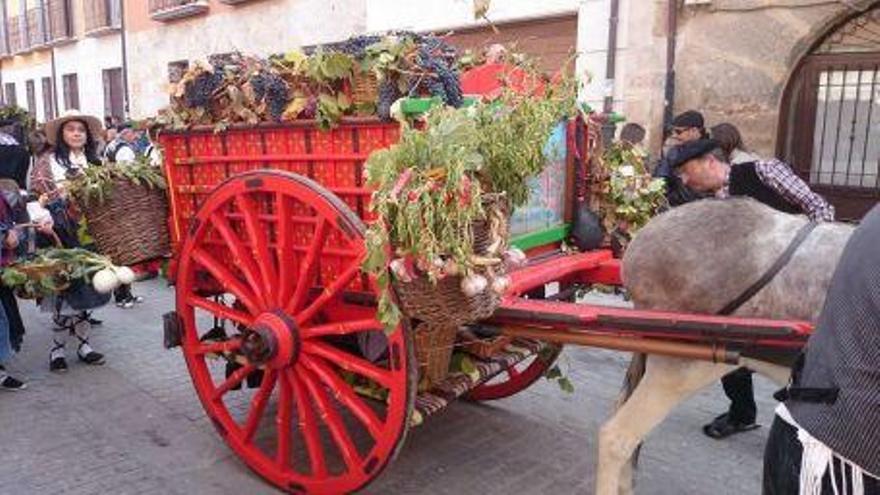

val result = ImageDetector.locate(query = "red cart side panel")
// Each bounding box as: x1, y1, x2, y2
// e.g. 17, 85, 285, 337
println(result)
160, 119, 400, 283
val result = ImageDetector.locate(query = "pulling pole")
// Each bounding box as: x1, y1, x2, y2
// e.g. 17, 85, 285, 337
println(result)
499, 325, 741, 365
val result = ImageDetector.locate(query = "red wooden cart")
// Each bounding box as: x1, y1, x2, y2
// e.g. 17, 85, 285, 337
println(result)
158, 116, 812, 494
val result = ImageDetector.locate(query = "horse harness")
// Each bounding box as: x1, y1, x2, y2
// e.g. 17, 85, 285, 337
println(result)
714, 219, 839, 406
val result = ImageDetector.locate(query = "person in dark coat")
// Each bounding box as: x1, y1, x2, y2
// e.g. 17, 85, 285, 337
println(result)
666, 138, 835, 440
763, 204, 880, 494
653, 110, 708, 206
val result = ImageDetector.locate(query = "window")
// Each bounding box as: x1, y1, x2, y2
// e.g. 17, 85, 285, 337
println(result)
25, 79, 36, 117
168, 60, 188, 84
62, 73, 79, 110
4, 83, 16, 107
84, 0, 121, 34
102, 67, 124, 121
41, 76, 54, 120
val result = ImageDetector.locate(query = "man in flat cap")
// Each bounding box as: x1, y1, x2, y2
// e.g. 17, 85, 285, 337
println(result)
669, 139, 834, 221
653, 110, 710, 206
666, 138, 834, 440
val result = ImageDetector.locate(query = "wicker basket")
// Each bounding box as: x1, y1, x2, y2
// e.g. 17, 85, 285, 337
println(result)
79, 178, 171, 266
351, 70, 379, 107
394, 274, 500, 328
460, 331, 512, 359
392, 194, 509, 327
414, 323, 459, 391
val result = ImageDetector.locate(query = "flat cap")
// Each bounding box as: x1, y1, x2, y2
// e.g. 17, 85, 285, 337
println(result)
667, 138, 719, 169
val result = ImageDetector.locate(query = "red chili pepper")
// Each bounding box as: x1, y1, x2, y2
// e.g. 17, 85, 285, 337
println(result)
389, 168, 413, 200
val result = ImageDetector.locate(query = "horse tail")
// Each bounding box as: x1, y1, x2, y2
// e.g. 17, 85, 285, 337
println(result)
616, 352, 647, 410
616, 352, 647, 469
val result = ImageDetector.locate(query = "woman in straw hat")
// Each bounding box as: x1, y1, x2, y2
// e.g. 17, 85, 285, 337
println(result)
29, 110, 107, 372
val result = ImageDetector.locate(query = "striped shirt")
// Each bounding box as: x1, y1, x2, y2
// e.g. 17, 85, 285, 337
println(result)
721, 159, 835, 222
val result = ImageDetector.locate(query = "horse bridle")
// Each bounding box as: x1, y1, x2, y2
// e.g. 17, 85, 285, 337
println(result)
718, 220, 818, 316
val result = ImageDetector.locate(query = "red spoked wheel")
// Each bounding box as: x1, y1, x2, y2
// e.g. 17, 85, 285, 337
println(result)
175, 171, 415, 494
465, 344, 562, 401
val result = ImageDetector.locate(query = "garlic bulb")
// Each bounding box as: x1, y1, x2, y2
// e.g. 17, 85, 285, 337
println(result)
114, 266, 136, 285
92, 268, 120, 294
460, 273, 488, 297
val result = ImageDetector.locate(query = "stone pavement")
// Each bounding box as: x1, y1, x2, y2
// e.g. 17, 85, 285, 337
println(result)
0, 280, 778, 494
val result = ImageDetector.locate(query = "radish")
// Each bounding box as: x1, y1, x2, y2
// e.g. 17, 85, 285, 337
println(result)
460, 273, 488, 297
443, 258, 460, 277
389, 258, 413, 283
92, 268, 120, 293
114, 266, 136, 285
503, 248, 527, 267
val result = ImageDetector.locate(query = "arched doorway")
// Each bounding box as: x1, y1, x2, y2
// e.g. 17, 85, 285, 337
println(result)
779, 7, 880, 220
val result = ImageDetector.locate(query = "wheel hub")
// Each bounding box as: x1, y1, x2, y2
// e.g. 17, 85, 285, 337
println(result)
240, 310, 301, 369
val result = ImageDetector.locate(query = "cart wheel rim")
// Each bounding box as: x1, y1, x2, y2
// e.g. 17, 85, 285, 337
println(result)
466, 344, 562, 401
176, 171, 414, 494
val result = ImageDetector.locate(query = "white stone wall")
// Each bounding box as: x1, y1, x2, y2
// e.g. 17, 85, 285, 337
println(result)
2, 59, 53, 121
53, 34, 123, 120
127, 0, 367, 118
365, 0, 580, 32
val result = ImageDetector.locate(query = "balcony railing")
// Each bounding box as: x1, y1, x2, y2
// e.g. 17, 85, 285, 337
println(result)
84, 0, 122, 35
149, 0, 209, 22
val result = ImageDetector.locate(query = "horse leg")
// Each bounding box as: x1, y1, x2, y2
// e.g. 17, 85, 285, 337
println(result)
596, 356, 734, 495
739, 357, 792, 387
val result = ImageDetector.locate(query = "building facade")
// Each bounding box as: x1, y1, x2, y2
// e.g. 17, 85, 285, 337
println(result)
617, 0, 880, 219
2, 0, 872, 217
0, 0, 124, 124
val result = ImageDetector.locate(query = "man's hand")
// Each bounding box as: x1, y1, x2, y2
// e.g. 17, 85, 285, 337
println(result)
36, 220, 54, 235
4, 229, 19, 249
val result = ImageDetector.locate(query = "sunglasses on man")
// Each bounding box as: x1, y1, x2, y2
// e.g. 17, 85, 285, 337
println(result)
671, 127, 692, 136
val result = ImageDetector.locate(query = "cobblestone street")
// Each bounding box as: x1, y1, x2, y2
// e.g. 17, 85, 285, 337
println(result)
0, 280, 777, 495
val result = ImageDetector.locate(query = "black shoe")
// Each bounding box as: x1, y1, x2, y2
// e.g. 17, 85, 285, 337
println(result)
226, 361, 243, 391
50, 358, 68, 372
87, 317, 102, 326
702, 413, 759, 439
1, 374, 26, 390
247, 369, 265, 389
77, 342, 105, 366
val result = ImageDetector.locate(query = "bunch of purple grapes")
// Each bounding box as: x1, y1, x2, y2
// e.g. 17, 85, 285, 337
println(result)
377, 80, 401, 120
183, 70, 224, 108
250, 72, 290, 121
325, 35, 383, 58
411, 45, 463, 108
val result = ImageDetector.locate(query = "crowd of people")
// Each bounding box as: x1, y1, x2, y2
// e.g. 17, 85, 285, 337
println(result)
0, 109, 159, 389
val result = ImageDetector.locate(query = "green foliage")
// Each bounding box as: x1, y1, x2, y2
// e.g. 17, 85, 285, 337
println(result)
362, 107, 486, 331
1, 248, 114, 298
473, 79, 576, 207
599, 142, 667, 232
67, 155, 167, 208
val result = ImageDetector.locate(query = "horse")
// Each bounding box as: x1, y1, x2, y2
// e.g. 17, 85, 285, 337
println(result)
595, 198, 856, 495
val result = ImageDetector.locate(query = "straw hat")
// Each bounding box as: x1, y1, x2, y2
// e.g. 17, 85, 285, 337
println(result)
45, 110, 104, 146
